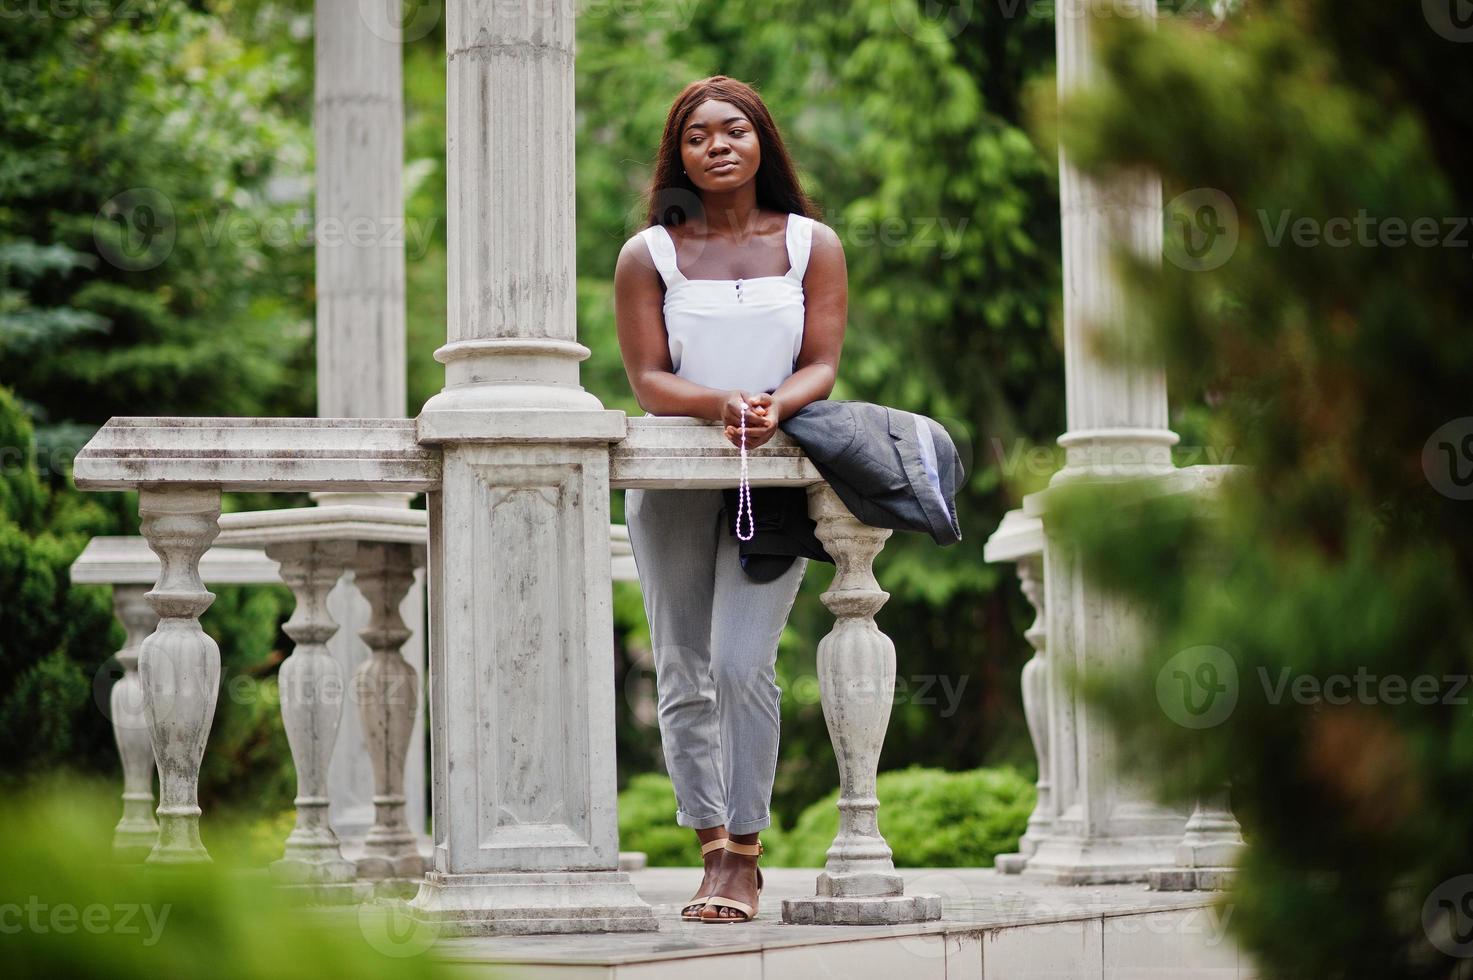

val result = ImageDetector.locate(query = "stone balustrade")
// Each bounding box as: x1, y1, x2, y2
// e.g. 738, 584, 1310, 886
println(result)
74, 414, 940, 929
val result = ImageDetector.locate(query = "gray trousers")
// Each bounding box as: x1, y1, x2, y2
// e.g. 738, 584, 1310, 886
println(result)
625, 488, 807, 835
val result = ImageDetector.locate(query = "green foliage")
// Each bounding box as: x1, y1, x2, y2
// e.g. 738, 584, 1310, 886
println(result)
1046, 3, 1473, 976
0, 386, 116, 782
0, 778, 450, 977
0, 4, 308, 801
774, 766, 1033, 868
617, 768, 1031, 869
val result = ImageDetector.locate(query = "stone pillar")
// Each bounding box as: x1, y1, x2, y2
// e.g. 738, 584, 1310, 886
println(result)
1052, 0, 1177, 486
109, 584, 160, 862
313, 0, 405, 419
266, 540, 370, 903
136, 487, 221, 865
312, 0, 424, 846
409, 0, 652, 935
351, 541, 426, 883
1015, 0, 1192, 883
781, 486, 941, 925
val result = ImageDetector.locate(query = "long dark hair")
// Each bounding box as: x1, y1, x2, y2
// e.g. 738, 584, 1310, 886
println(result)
643, 75, 819, 228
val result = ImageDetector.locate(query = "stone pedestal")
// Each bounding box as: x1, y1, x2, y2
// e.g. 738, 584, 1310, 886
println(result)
406, 0, 653, 936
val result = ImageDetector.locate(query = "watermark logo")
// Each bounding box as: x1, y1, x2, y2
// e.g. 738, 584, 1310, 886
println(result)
1423, 875, 1473, 957
357, 900, 440, 958
1164, 188, 1238, 272
94, 187, 176, 272
1423, 418, 1473, 501
358, 0, 441, 43
1424, 0, 1473, 42
1157, 645, 1238, 729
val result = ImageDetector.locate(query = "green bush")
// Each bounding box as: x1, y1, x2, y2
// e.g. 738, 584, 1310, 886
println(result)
0, 778, 452, 978
618, 767, 1033, 868
775, 766, 1034, 868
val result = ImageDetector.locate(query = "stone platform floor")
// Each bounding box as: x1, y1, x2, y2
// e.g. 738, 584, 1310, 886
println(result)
391, 866, 1254, 979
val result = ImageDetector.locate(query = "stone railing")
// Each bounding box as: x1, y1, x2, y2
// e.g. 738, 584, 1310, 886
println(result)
74, 414, 940, 928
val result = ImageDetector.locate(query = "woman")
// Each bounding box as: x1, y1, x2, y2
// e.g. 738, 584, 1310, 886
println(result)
613, 75, 848, 923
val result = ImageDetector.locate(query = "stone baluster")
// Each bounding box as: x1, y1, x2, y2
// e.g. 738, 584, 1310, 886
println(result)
109, 584, 161, 862
351, 542, 425, 882
997, 554, 1053, 872
265, 539, 367, 902
782, 485, 941, 925
136, 487, 222, 865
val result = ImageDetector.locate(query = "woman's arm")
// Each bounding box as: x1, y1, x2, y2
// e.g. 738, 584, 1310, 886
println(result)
614, 235, 758, 435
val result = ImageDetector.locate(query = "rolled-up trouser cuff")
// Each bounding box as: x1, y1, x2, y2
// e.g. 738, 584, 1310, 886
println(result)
676, 809, 728, 831
725, 815, 772, 835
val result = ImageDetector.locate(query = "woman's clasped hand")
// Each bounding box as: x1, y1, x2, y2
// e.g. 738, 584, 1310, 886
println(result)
721, 390, 781, 449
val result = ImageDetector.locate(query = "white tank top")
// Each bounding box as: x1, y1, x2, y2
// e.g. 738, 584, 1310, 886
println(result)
638, 212, 814, 394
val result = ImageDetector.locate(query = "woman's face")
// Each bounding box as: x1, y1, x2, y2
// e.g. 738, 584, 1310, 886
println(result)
679, 98, 761, 191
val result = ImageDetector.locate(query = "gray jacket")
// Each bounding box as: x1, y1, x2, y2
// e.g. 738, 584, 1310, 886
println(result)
721, 400, 964, 581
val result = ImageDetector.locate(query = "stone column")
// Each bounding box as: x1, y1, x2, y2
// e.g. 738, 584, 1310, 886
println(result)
409, 0, 652, 935
109, 584, 160, 862
312, 0, 424, 846
1016, 0, 1191, 883
351, 541, 426, 884
136, 487, 221, 865
266, 539, 370, 903
782, 486, 941, 925
313, 0, 405, 419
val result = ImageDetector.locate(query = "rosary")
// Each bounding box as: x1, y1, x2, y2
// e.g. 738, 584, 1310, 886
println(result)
735, 403, 755, 541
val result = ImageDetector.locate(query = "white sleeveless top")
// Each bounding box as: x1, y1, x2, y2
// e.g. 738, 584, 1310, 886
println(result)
638, 212, 814, 394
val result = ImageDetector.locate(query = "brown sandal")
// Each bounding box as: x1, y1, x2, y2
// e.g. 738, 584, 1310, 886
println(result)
700, 839, 764, 923
681, 837, 730, 921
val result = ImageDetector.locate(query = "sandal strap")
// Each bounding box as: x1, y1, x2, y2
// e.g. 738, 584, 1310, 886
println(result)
704, 895, 754, 917
724, 839, 763, 857
700, 837, 728, 856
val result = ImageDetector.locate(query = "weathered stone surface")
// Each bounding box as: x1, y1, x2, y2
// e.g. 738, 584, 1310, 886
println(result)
73, 417, 440, 493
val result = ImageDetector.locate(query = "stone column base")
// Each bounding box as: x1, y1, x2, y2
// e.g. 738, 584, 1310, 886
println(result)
409, 870, 658, 936
782, 894, 942, 926
1021, 834, 1186, 885
1148, 867, 1237, 892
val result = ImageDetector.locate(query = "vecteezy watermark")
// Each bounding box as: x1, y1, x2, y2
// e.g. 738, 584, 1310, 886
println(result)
892, 0, 1231, 43
1423, 418, 1473, 501
94, 660, 422, 731
0, 0, 169, 21
1164, 188, 1240, 272
1424, 0, 1473, 43
1157, 645, 1239, 729
1258, 667, 1470, 707
1163, 189, 1473, 271
357, 900, 440, 958
1158, 650, 1473, 728
0, 898, 171, 946
1259, 210, 1473, 252
990, 437, 1236, 481
92, 188, 440, 272
357, 0, 441, 43
621, 649, 971, 726
1423, 875, 1473, 957
94, 187, 176, 272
